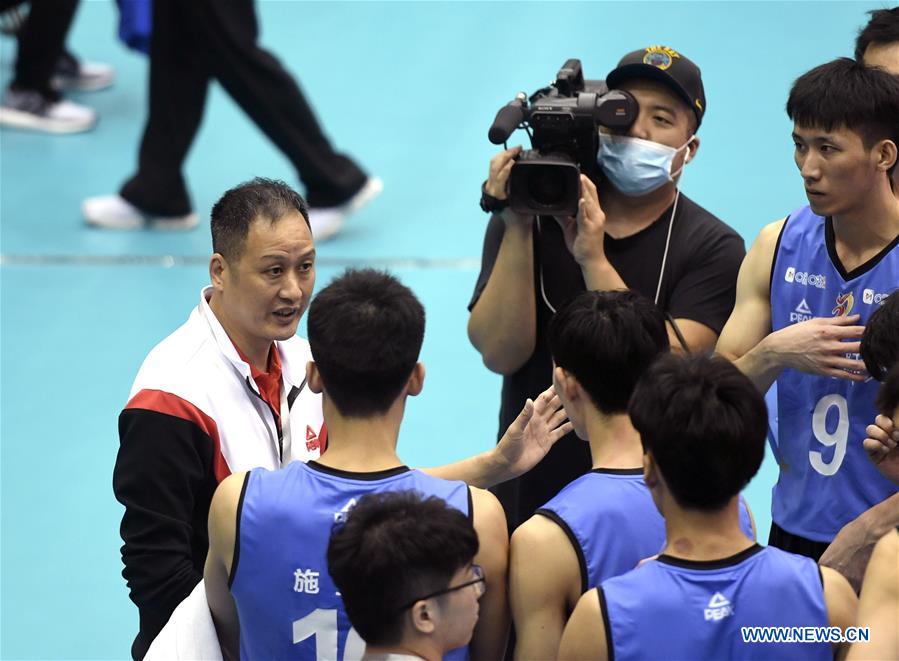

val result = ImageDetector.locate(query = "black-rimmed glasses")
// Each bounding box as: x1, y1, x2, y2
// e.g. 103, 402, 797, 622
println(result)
397, 564, 486, 612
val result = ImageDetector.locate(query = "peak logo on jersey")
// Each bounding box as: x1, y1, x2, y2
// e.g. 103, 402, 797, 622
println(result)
862, 289, 891, 306
784, 266, 827, 289
334, 498, 358, 524
704, 592, 734, 621
832, 292, 854, 317
790, 298, 814, 323
305, 425, 321, 452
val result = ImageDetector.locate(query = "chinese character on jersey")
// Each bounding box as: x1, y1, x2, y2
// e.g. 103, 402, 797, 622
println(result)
294, 569, 320, 594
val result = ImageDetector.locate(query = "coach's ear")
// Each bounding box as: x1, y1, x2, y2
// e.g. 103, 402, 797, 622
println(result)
209, 253, 228, 291
306, 361, 323, 394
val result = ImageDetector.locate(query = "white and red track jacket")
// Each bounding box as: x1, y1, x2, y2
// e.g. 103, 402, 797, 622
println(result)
113, 287, 324, 658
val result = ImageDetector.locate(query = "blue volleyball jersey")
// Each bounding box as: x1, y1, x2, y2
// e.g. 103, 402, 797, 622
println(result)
770, 206, 898, 541
601, 545, 830, 660
229, 461, 472, 661
536, 469, 756, 591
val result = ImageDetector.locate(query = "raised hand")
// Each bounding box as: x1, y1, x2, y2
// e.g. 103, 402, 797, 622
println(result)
495, 386, 574, 479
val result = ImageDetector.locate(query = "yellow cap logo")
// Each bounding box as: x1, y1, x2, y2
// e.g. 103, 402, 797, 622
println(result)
643, 45, 681, 71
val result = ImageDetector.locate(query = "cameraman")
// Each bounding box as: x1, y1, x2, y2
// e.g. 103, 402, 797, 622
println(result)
468, 46, 745, 530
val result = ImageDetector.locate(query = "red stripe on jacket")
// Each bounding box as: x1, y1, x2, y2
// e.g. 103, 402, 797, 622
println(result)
126, 389, 231, 483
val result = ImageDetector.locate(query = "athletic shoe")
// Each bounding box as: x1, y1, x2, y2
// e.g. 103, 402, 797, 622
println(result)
0, 88, 96, 133
307, 177, 383, 241
82, 195, 198, 231
52, 51, 115, 92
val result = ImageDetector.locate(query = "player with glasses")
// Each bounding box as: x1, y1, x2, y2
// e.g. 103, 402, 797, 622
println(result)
396, 565, 487, 613
329, 491, 489, 661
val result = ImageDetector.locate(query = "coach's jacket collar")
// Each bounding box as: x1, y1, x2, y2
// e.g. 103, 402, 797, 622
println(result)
198, 286, 305, 393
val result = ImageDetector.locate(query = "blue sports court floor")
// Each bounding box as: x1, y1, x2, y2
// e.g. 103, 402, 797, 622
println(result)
0, 2, 878, 658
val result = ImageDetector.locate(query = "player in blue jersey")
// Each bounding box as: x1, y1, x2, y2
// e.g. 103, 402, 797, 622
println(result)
716, 58, 899, 562
327, 491, 485, 661
559, 355, 858, 661
508, 290, 755, 660
508, 290, 671, 660
204, 269, 512, 661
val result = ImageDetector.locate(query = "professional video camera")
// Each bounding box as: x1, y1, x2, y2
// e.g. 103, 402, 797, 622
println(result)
488, 59, 638, 216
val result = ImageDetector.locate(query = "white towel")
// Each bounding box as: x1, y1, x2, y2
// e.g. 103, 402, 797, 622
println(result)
144, 580, 224, 661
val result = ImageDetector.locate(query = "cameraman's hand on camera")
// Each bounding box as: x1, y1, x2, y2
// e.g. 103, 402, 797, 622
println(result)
555, 175, 626, 291
556, 175, 607, 265
487, 147, 532, 227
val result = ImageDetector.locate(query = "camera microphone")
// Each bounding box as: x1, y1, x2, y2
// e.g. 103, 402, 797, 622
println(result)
488, 92, 527, 145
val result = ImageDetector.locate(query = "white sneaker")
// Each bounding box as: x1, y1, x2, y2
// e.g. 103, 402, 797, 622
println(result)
0, 88, 96, 134
307, 177, 383, 241
82, 195, 199, 231
52, 54, 115, 92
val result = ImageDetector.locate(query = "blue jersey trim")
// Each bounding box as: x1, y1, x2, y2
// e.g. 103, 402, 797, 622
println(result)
305, 460, 411, 481
824, 216, 899, 281
228, 472, 251, 590
597, 587, 615, 661
535, 508, 589, 594
768, 215, 790, 294
656, 544, 763, 570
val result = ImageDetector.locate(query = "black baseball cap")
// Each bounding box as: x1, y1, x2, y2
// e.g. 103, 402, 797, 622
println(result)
606, 46, 706, 128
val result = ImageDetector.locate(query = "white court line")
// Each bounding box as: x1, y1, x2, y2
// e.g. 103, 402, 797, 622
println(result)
0, 254, 481, 269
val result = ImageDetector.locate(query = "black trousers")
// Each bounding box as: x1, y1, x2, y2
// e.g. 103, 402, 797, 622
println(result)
3, 0, 79, 96
768, 520, 831, 561
120, 0, 367, 216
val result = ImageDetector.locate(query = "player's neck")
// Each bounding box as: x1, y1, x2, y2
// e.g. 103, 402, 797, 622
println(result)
660, 495, 755, 562
314, 397, 405, 473
585, 410, 644, 470
598, 179, 678, 239
832, 182, 899, 255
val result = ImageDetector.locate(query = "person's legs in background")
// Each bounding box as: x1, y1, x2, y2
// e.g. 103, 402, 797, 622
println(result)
0, 0, 100, 133
83, 0, 379, 236
83, 0, 205, 229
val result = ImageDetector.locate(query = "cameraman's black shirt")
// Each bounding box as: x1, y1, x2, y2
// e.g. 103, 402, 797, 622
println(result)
468, 193, 745, 531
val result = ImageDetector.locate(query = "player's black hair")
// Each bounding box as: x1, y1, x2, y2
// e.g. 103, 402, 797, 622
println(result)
855, 7, 899, 61
878, 363, 899, 417
307, 269, 425, 417
629, 354, 767, 511
547, 290, 669, 415
327, 491, 479, 646
862, 294, 899, 382
786, 58, 899, 174
210, 177, 310, 262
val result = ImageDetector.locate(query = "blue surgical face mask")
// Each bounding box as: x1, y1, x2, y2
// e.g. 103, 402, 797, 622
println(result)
597, 134, 693, 197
